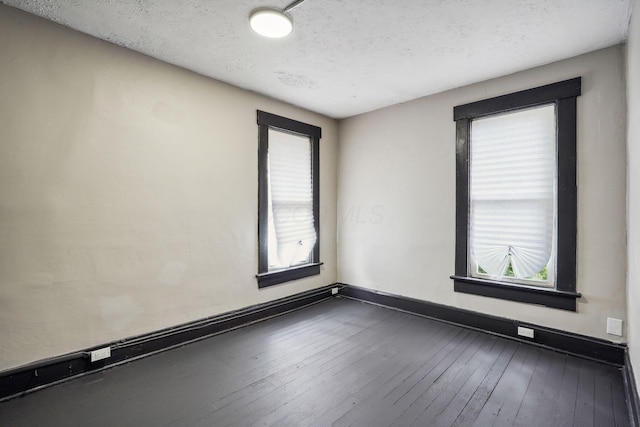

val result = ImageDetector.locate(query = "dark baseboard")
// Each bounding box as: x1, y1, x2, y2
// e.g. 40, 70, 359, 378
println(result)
2, 282, 628, 402
624, 352, 640, 427
338, 283, 625, 366
0, 284, 338, 402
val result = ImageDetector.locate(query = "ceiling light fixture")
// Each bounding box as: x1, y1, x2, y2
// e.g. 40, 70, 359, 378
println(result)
249, 0, 309, 38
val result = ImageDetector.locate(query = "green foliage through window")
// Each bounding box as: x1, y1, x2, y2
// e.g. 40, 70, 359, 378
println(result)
478, 262, 548, 281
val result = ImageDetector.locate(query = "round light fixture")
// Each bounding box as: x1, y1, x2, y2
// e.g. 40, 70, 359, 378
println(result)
249, 8, 293, 38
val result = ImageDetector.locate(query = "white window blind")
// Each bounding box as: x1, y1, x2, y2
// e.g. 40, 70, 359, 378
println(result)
469, 104, 556, 280
267, 129, 316, 270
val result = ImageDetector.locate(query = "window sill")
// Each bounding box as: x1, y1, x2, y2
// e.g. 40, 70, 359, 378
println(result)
257, 262, 323, 288
451, 275, 580, 311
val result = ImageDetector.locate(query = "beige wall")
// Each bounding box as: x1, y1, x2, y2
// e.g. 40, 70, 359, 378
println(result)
0, 6, 338, 371
627, 0, 640, 389
338, 46, 627, 341
0, 1, 632, 373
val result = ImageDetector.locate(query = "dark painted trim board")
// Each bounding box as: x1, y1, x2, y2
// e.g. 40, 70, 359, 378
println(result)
624, 352, 640, 427
2, 282, 630, 404
337, 283, 625, 366
0, 284, 338, 402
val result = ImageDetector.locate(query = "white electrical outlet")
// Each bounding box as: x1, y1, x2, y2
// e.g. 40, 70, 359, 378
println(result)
607, 318, 623, 336
517, 326, 535, 339
90, 347, 111, 362
331, 287, 339, 295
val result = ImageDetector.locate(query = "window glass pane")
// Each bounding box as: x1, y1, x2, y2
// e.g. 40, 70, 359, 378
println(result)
469, 104, 556, 283
267, 129, 316, 270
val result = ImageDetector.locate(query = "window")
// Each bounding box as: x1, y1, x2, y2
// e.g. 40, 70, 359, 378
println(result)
256, 111, 321, 288
470, 105, 556, 287
451, 78, 581, 311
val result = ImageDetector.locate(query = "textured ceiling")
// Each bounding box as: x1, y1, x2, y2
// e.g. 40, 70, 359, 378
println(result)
4, 0, 633, 118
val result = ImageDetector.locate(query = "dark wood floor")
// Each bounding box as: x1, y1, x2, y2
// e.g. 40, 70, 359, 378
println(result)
0, 297, 630, 426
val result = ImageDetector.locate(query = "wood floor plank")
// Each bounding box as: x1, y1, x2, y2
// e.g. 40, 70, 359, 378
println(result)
303, 319, 462, 426
0, 297, 630, 427
548, 351, 581, 427
402, 333, 500, 426
320, 323, 464, 426
252, 317, 453, 427
487, 347, 543, 427
572, 358, 597, 427
248, 317, 431, 415
356, 329, 483, 426
190, 310, 416, 426
611, 365, 630, 426
209, 299, 380, 367
594, 367, 616, 427
265, 317, 456, 426
157, 302, 389, 423
470, 343, 536, 426
423, 337, 509, 426
510, 348, 559, 427
450, 339, 518, 426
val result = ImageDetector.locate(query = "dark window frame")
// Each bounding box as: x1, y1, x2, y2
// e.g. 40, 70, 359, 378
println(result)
451, 78, 582, 311
256, 111, 321, 288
